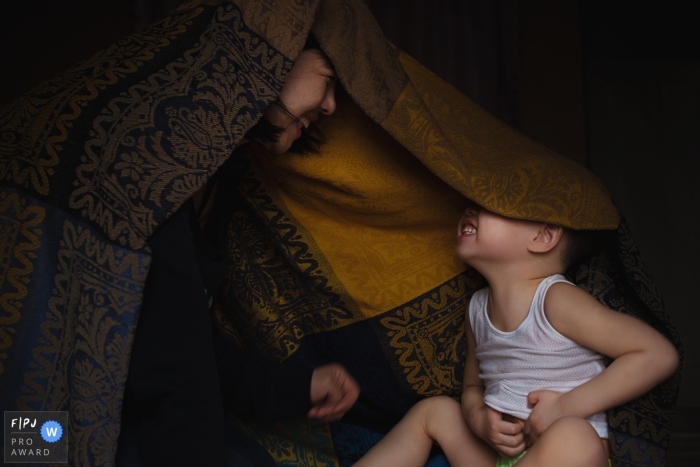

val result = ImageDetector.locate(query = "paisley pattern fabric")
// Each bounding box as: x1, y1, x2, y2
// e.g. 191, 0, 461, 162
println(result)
0, 0, 681, 466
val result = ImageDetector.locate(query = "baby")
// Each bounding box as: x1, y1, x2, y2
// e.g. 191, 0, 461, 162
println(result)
353, 201, 678, 467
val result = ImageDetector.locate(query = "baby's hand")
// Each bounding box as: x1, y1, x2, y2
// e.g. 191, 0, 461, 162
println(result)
471, 405, 525, 457
525, 390, 565, 445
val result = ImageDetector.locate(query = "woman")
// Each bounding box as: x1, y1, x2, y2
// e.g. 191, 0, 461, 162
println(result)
116, 44, 357, 467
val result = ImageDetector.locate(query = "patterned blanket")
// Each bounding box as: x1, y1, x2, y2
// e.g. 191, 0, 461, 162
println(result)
0, 1, 682, 466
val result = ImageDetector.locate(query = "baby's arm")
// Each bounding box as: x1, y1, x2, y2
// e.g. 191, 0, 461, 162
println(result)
525, 282, 679, 442
462, 319, 526, 457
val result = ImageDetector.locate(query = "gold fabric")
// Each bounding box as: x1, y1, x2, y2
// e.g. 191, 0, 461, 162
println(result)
383, 52, 619, 229
260, 96, 468, 318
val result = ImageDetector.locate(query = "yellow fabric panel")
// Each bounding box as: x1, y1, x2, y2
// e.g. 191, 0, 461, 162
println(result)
258, 96, 469, 318
381, 51, 620, 230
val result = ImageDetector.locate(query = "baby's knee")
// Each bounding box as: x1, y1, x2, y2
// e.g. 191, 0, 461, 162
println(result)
411, 395, 460, 418
406, 396, 462, 432
408, 396, 463, 434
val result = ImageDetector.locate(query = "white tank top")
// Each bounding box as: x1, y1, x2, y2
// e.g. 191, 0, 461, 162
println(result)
469, 274, 608, 438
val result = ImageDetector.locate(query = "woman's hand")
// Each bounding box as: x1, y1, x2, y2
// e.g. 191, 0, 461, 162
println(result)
307, 363, 360, 422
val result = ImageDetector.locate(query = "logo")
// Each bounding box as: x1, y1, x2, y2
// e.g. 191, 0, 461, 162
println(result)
4, 411, 68, 463
40, 421, 63, 443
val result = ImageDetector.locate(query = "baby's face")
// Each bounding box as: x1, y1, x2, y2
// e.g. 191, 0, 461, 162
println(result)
456, 202, 538, 265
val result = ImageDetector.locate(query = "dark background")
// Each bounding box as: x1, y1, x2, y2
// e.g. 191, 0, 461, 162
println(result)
1, 0, 698, 463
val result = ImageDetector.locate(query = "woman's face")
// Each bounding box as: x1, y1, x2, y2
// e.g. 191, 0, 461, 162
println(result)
259, 49, 337, 155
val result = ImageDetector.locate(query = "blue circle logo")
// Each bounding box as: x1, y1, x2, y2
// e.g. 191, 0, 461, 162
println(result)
40, 420, 63, 443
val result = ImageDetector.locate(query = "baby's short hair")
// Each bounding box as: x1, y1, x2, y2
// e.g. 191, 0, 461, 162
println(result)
560, 228, 593, 270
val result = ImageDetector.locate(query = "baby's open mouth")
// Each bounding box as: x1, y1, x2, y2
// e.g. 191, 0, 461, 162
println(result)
461, 222, 477, 235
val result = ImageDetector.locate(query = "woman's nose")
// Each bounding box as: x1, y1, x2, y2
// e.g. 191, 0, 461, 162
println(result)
320, 84, 336, 115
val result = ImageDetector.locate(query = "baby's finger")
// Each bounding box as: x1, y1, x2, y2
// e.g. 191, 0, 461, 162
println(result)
496, 419, 523, 436
488, 432, 519, 455
497, 432, 524, 448
495, 441, 526, 458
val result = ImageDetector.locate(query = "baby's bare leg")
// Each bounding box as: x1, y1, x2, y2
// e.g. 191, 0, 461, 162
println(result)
515, 416, 607, 467
353, 396, 496, 467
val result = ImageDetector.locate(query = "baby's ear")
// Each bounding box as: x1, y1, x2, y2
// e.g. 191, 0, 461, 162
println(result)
528, 223, 564, 253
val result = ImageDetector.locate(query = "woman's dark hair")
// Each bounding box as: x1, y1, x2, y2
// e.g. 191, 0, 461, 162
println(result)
243, 116, 284, 145
242, 34, 330, 155
242, 109, 326, 155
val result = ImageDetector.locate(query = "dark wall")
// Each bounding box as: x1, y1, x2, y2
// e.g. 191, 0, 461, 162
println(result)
0, 0, 137, 108
580, 1, 700, 410
364, 0, 518, 128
